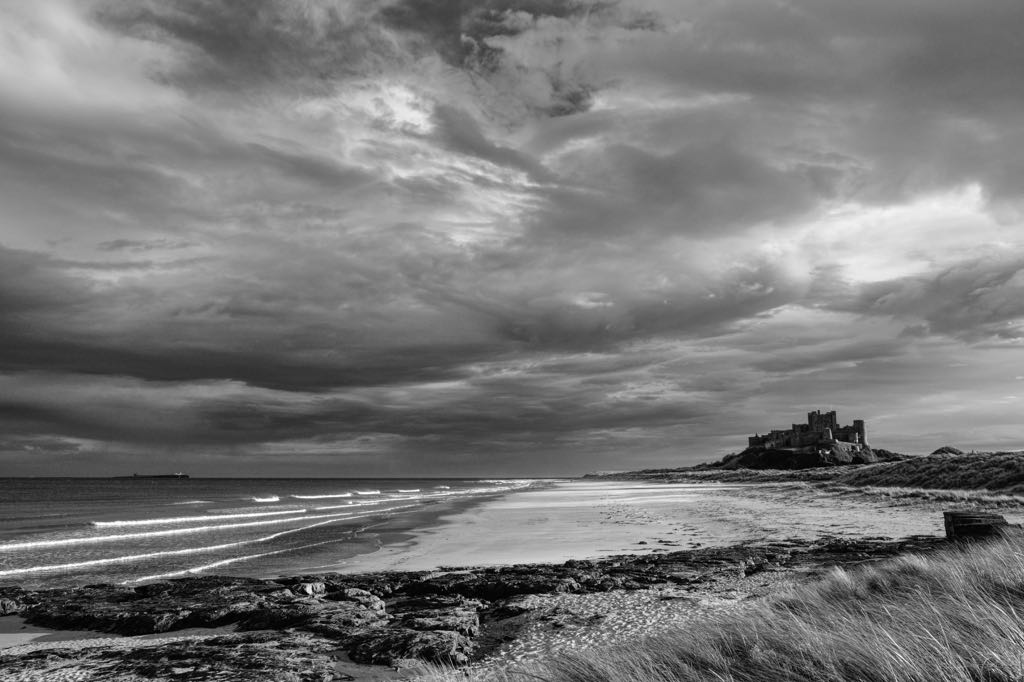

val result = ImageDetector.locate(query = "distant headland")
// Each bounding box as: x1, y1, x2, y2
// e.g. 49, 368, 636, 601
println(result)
111, 473, 190, 479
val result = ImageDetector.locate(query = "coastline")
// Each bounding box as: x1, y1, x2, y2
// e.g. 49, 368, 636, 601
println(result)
0, 531, 950, 680
344, 478, 950, 575
268, 485, 551, 578
2, 476, 1020, 680
0, 478, 538, 590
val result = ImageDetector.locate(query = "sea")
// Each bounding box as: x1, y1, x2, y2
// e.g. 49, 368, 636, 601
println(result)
0, 478, 533, 589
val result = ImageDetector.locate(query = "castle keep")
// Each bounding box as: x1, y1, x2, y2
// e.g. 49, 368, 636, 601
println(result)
748, 410, 868, 451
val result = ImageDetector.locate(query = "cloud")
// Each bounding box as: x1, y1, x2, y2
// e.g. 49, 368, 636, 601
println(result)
431, 104, 551, 180
832, 257, 1024, 341
97, 0, 395, 93
97, 239, 197, 252
1, 0, 1024, 474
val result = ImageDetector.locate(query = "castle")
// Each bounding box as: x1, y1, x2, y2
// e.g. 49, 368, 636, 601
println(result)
747, 410, 868, 451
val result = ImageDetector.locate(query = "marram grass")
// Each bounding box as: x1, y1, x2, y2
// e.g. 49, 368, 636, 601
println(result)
426, 535, 1024, 681
838, 452, 1024, 493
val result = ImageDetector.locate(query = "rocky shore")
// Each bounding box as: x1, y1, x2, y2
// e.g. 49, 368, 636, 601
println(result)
0, 534, 948, 681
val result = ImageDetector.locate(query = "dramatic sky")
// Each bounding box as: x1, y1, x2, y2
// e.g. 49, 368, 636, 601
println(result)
2, 0, 1023, 477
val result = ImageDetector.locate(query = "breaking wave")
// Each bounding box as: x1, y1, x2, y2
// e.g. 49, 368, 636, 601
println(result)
0, 510, 362, 551
0, 513, 376, 579
92, 509, 306, 527
291, 493, 352, 499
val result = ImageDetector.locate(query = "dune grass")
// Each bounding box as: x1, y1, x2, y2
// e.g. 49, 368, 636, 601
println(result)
429, 534, 1024, 682
838, 452, 1024, 492
614, 452, 1024, 494
827, 483, 1024, 508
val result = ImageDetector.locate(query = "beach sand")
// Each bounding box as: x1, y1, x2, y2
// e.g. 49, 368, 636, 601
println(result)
0, 616, 112, 650
343, 479, 948, 573
0, 479, 1000, 680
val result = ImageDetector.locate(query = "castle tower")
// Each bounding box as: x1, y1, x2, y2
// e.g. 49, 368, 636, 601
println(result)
853, 419, 867, 446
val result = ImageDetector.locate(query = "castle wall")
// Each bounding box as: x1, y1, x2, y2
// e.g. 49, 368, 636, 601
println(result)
748, 410, 867, 451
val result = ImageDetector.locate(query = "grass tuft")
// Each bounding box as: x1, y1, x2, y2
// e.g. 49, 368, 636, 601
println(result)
426, 535, 1024, 681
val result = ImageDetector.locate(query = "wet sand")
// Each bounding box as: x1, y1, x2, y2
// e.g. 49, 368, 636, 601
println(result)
345, 479, 951, 573
0, 615, 113, 650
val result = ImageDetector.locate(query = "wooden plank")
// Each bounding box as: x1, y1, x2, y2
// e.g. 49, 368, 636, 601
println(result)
943, 511, 1009, 540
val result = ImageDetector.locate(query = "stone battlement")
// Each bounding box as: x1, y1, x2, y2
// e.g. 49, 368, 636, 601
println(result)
748, 410, 868, 451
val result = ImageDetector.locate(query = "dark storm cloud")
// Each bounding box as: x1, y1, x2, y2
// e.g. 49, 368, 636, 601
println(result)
198, 385, 711, 444
0, 240, 501, 393
825, 257, 1024, 342
382, 0, 607, 115
0, 248, 91, 315
97, 0, 394, 92
0, 352, 718, 460
531, 139, 821, 237
0, 335, 489, 393
482, 257, 805, 348
2, 0, 1024, 474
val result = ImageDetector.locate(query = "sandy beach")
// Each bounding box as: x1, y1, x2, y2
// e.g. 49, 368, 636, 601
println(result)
343, 479, 949, 573
1, 477, 987, 681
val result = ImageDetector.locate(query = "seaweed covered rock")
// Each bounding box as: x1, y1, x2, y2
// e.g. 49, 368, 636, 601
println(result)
347, 628, 473, 666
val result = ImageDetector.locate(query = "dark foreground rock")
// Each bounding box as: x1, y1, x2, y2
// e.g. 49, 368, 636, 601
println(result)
0, 535, 949, 680
349, 627, 472, 666
1, 631, 339, 682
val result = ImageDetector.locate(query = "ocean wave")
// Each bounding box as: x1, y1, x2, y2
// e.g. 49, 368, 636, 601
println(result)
92, 509, 306, 527
206, 505, 304, 515
396, 489, 420, 493
354, 490, 380, 495
435, 485, 450, 489
124, 537, 345, 584
314, 499, 387, 511
0, 513, 378, 579
0, 510, 363, 552
483, 479, 535, 489
291, 493, 352, 499
171, 500, 210, 505
252, 496, 279, 503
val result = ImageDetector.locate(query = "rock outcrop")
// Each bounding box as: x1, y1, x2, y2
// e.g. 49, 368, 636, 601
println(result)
0, 536, 949, 678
